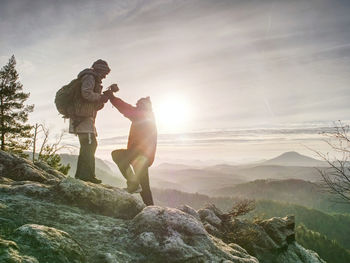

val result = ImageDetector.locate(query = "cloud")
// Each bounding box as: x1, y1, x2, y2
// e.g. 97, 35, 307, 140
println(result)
16, 58, 36, 75
99, 123, 337, 148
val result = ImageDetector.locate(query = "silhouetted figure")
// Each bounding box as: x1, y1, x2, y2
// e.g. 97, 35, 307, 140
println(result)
69, 59, 111, 184
110, 95, 157, 206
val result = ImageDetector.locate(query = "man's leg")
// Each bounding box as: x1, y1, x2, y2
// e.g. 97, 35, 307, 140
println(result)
133, 155, 154, 205
87, 133, 100, 183
75, 134, 90, 180
111, 149, 131, 180
139, 169, 154, 206
111, 149, 138, 190
75, 133, 100, 183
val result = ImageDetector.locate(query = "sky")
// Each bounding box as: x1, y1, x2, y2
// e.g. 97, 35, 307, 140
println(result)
1, 0, 350, 164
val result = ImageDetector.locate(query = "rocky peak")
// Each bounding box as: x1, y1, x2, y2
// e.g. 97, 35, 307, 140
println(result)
0, 150, 325, 263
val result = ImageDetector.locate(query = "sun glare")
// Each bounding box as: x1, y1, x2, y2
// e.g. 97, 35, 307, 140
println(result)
154, 95, 192, 132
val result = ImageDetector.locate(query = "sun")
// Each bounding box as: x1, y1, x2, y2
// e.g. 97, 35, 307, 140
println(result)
154, 95, 192, 132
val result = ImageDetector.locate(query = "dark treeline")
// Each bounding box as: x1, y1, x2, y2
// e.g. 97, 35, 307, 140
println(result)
296, 224, 350, 263
251, 200, 350, 250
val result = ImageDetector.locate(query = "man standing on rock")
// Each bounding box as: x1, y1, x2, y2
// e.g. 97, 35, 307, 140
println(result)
69, 59, 111, 184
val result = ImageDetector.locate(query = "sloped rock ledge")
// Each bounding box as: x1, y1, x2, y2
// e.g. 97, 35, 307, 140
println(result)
0, 151, 65, 184
0, 151, 145, 220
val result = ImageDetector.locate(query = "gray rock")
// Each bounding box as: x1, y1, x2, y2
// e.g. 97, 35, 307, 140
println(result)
0, 194, 133, 262
93, 252, 120, 263
177, 204, 201, 221
0, 176, 13, 184
258, 216, 295, 247
129, 206, 259, 263
210, 236, 259, 263
228, 243, 251, 256
205, 204, 226, 219
0, 150, 65, 184
13, 224, 85, 263
0, 237, 39, 263
0, 181, 51, 198
34, 160, 67, 180
198, 208, 222, 227
226, 217, 324, 263
203, 222, 223, 238
275, 243, 326, 263
53, 177, 145, 219
0, 169, 144, 221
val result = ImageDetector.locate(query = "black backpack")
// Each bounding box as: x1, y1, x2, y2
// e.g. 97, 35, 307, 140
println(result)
55, 71, 103, 118
54, 78, 82, 118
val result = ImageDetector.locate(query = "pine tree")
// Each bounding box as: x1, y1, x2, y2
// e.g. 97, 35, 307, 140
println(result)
0, 55, 34, 156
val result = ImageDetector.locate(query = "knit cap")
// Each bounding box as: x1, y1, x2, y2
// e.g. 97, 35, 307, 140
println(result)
92, 59, 110, 74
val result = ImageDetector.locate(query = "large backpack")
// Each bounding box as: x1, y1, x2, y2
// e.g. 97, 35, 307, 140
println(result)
54, 78, 82, 118
55, 71, 103, 119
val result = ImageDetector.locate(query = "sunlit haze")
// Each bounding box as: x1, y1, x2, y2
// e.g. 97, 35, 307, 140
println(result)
154, 94, 192, 133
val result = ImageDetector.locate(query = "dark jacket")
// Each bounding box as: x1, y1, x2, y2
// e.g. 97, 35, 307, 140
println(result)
110, 97, 157, 166
69, 69, 103, 135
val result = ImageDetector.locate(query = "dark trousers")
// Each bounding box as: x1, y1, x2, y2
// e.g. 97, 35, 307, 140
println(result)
112, 149, 154, 206
75, 133, 97, 180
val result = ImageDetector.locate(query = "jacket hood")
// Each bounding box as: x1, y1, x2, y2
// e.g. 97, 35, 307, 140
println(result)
77, 68, 98, 79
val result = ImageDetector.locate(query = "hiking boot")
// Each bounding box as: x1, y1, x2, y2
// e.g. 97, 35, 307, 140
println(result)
87, 177, 102, 184
123, 184, 142, 194
75, 176, 89, 182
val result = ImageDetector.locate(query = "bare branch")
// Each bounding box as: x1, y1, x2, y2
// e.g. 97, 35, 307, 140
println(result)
221, 199, 256, 222
38, 125, 49, 157
311, 122, 350, 204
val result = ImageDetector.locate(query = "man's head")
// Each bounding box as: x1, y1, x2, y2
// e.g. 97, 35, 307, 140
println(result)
92, 59, 110, 79
136, 97, 152, 111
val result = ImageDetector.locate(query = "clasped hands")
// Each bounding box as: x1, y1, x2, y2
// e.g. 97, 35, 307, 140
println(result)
100, 84, 119, 103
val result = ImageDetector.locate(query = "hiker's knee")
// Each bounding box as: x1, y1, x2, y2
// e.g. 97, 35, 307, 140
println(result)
111, 149, 124, 163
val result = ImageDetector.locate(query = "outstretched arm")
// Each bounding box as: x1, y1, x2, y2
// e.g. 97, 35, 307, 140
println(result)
110, 96, 143, 121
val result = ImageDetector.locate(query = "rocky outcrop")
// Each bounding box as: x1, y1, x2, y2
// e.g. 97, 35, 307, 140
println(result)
0, 151, 145, 220
198, 208, 222, 228
129, 206, 258, 262
0, 177, 144, 221
177, 204, 201, 221
12, 224, 85, 263
53, 177, 145, 220
0, 151, 65, 184
0, 150, 325, 263
0, 237, 38, 263
199, 205, 326, 263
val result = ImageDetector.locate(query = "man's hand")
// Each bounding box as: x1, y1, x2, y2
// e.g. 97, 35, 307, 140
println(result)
103, 89, 115, 100
99, 93, 109, 104
108, 84, 119, 92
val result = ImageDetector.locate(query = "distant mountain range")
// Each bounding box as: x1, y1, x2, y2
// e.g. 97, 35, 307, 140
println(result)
261, 151, 326, 167
150, 151, 329, 193
150, 167, 247, 193
154, 163, 196, 171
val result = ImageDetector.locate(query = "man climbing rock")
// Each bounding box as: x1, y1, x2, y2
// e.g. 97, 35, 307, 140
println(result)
109, 94, 157, 206
69, 59, 111, 184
